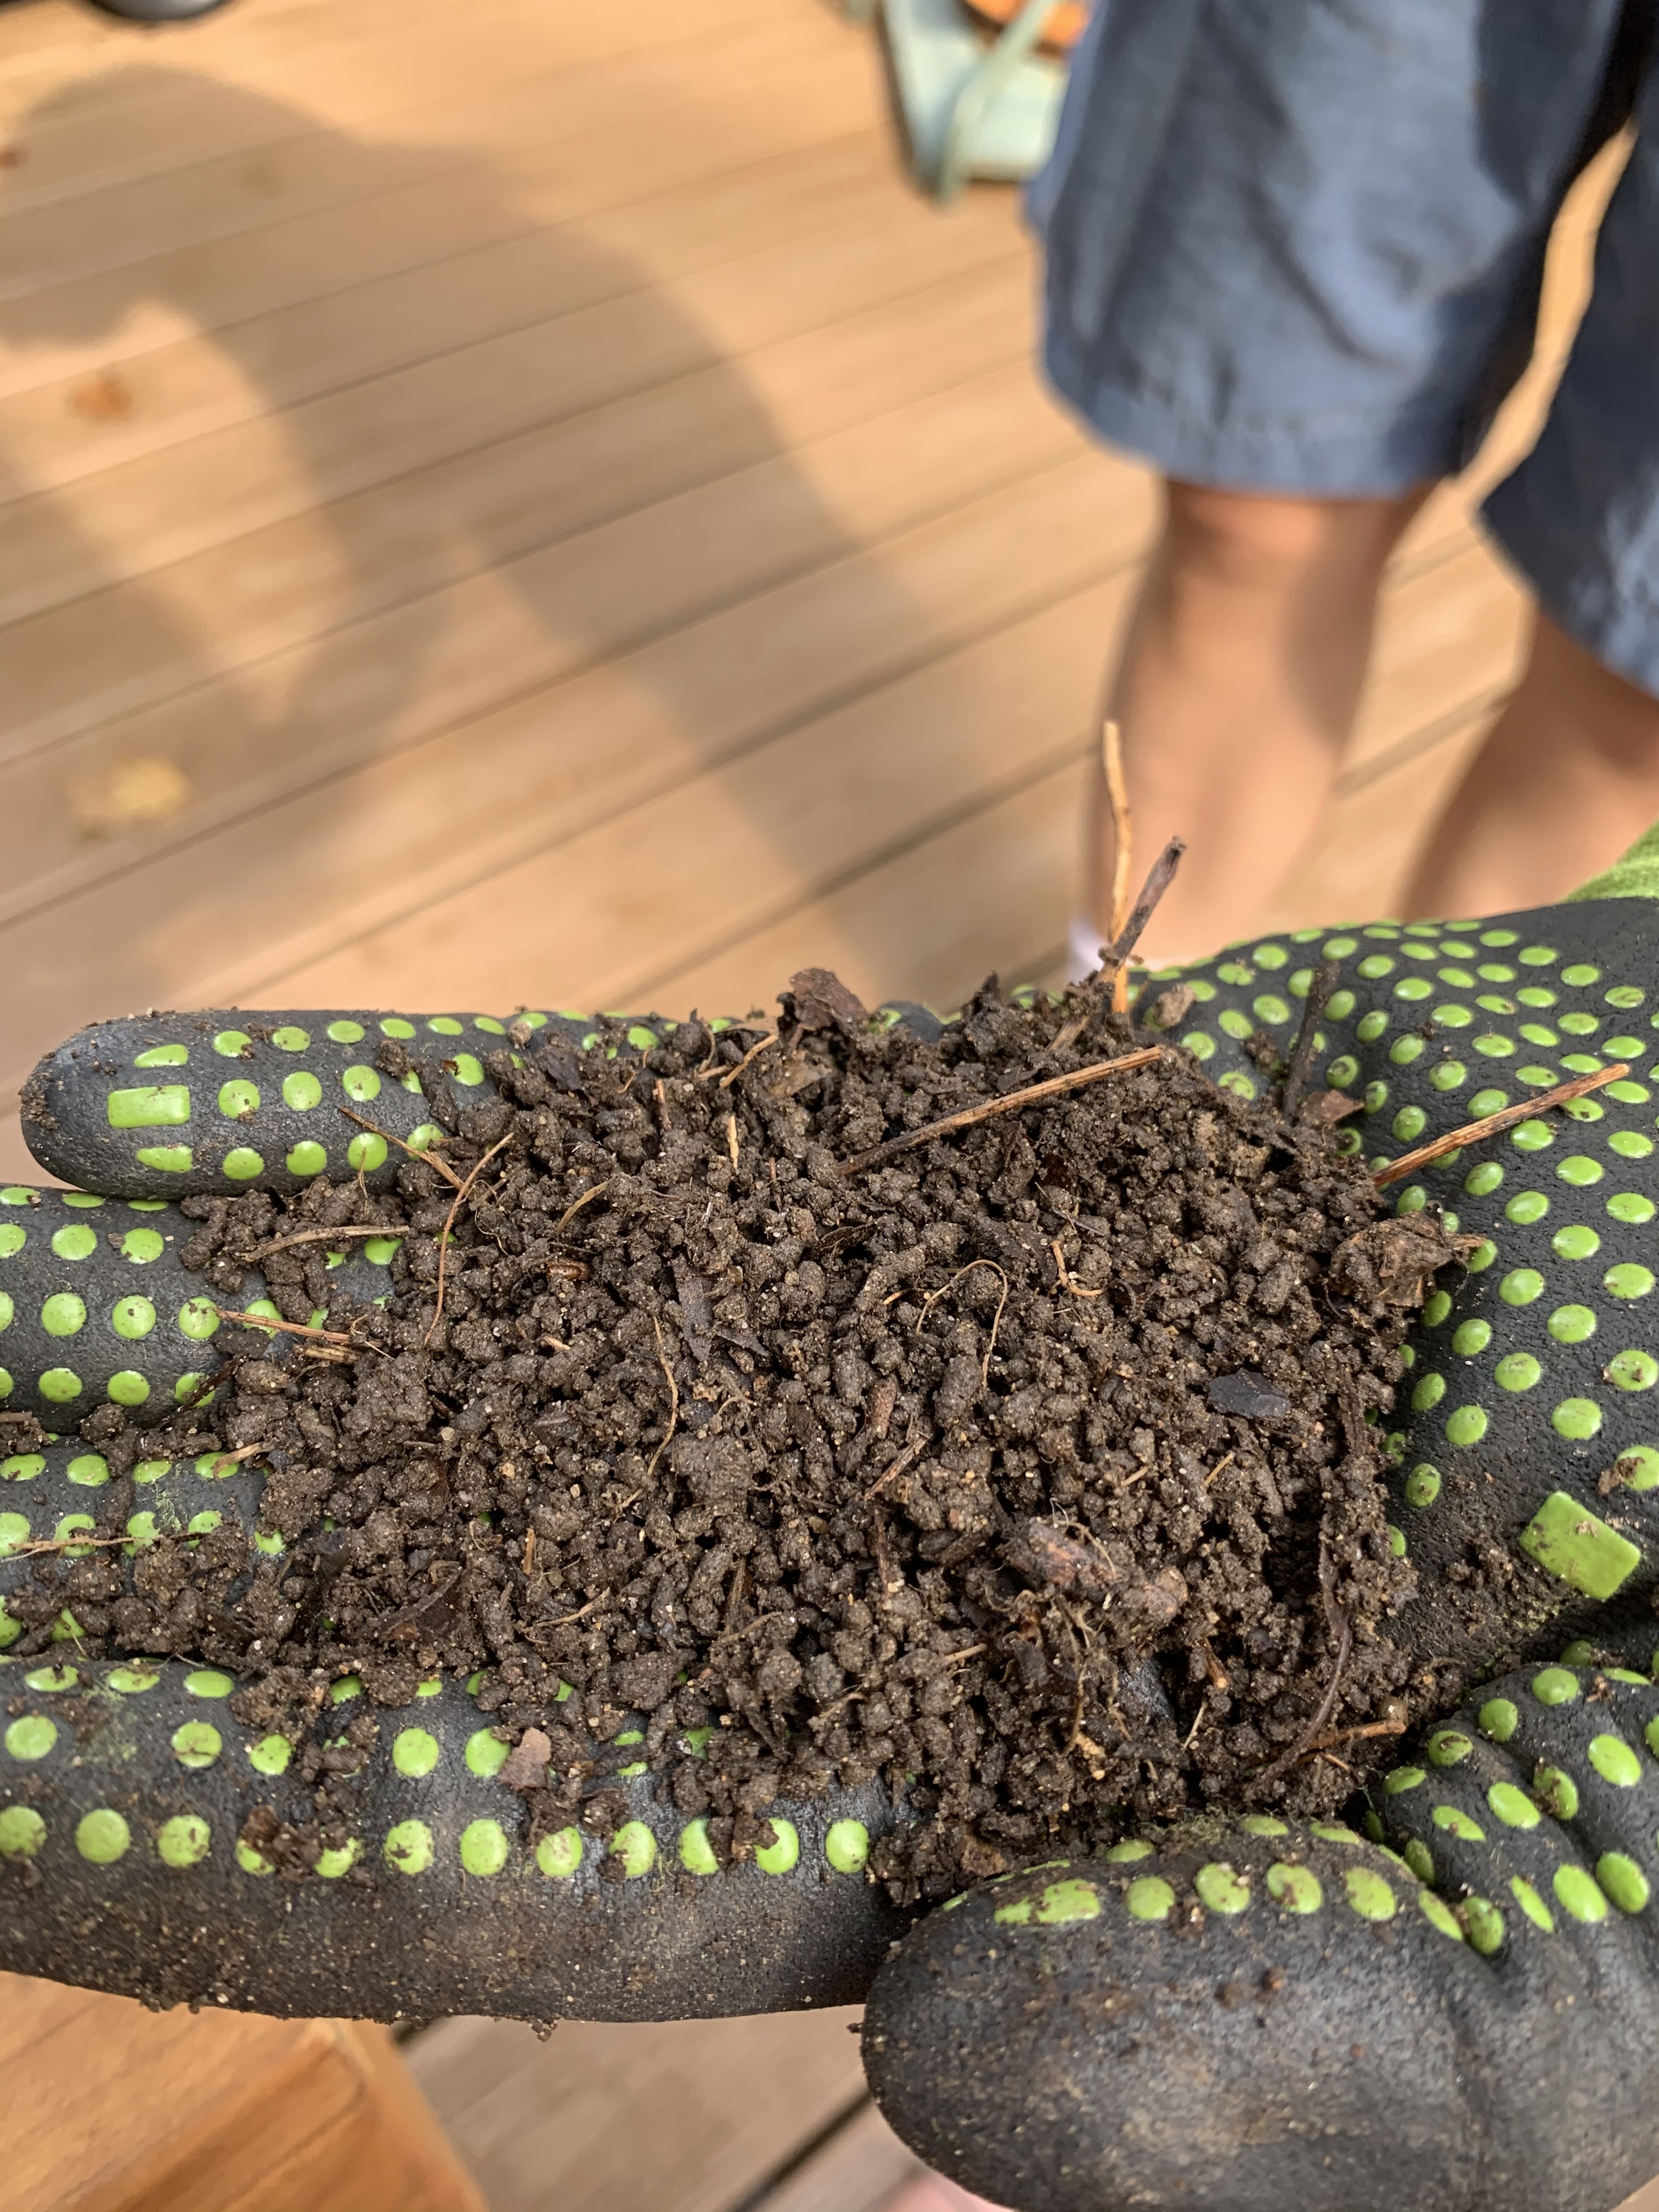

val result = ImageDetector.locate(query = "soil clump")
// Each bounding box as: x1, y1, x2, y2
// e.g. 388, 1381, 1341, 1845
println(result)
16, 976, 1467, 1897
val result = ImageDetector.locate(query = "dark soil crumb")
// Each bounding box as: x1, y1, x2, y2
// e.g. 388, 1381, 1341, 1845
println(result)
21, 975, 1468, 1898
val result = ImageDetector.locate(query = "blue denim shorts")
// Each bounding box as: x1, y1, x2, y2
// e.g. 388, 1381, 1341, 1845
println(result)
1030, 0, 1659, 697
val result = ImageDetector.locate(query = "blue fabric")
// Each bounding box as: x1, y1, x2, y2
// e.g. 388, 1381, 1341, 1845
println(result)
1031, 0, 1659, 695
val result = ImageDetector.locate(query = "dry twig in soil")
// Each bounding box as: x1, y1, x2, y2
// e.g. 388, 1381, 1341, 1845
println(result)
552, 1180, 610, 1237
213, 1306, 362, 1349
646, 1314, 680, 1485
338, 1107, 462, 1188
1282, 959, 1341, 1119
424, 1133, 512, 1347
1103, 716, 1133, 1013
250, 1223, 409, 1262
843, 1047, 1163, 1174
1373, 1062, 1629, 1186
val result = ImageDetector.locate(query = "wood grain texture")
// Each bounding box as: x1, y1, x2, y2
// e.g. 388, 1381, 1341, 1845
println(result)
405, 2009, 870, 2212
0, 1971, 482, 2212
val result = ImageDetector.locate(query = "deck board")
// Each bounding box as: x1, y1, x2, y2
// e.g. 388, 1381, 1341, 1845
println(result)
0, 0, 1593, 1177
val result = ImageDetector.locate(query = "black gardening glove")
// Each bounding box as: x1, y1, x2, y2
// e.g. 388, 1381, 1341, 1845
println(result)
4, 865, 1659, 2209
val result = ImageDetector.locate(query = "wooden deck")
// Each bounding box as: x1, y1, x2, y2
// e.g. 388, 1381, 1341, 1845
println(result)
0, 0, 1616, 1190
0, 0, 1633, 2203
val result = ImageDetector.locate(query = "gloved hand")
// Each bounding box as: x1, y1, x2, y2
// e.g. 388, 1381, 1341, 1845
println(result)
4, 840, 1659, 2211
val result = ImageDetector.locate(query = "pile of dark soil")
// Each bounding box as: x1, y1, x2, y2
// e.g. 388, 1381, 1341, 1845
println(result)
24, 975, 1467, 1895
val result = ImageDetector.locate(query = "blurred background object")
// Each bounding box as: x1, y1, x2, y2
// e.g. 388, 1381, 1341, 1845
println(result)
866, 0, 1075, 202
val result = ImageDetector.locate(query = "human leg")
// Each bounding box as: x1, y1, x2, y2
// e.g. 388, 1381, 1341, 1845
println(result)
1410, 24, 1659, 923
1405, 614, 1659, 920
1081, 477, 1428, 968
1037, 0, 1646, 974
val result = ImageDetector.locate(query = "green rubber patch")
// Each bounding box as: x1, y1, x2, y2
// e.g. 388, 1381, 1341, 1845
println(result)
1521, 1493, 1640, 1600
108, 1086, 190, 1129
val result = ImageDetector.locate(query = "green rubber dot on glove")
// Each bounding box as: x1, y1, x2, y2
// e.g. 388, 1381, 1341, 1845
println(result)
1494, 1353, 1542, 1390
41, 1294, 86, 1338
535, 1827, 583, 1878
1588, 1734, 1643, 1787
1265, 1863, 1322, 1912
1487, 1782, 1538, 1827
157, 1814, 211, 1869
679, 1818, 719, 1876
248, 1735, 291, 1776
1427, 1730, 1473, 1767
1608, 1350, 1659, 1391
460, 1819, 510, 1876
1595, 1853, 1652, 1913
1531, 1668, 1581, 1706
755, 1819, 802, 1876
465, 1728, 509, 1778
76, 1809, 131, 1864
1553, 1865, 1609, 1923
1461, 1897, 1505, 1955
1510, 1875, 1556, 1932
1125, 1876, 1176, 1921
1444, 1406, 1488, 1446
385, 1820, 434, 1875
171, 1722, 221, 1769
1432, 1805, 1485, 1840
4, 1715, 57, 1760
1549, 1304, 1598, 1343
610, 1821, 656, 1878
393, 1727, 440, 1778
825, 1818, 870, 1873
1344, 1868, 1397, 1921
111, 1296, 156, 1341
1418, 1889, 1465, 1942
0, 1807, 46, 1859
1606, 1263, 1656, 1299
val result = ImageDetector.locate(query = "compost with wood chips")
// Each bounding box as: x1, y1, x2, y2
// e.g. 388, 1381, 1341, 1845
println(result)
18, 976, 1465, 1897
